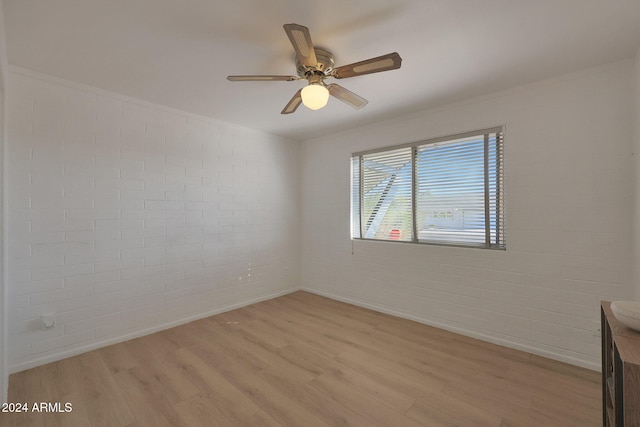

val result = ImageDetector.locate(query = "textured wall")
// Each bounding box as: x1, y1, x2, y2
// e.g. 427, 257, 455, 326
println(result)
0, 81, 6, 402
0, 1, 8, 401
7, 69, 300, 372
300, 61, 635, 369
634, 48, 640, 300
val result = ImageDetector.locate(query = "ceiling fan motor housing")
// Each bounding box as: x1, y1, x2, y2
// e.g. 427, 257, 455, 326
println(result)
296, 47, 335, 78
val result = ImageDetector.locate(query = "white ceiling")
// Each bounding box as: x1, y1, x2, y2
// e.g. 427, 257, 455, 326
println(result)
4, 0, 640, 141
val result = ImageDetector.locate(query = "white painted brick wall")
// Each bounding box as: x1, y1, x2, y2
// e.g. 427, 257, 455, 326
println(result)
300, 61, 635, 369
634, 48, 640, 300
7, 69, 300, 371
0, 77, 6, 403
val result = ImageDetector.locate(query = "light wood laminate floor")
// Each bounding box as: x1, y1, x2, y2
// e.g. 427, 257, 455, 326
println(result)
3, 291, 600, 426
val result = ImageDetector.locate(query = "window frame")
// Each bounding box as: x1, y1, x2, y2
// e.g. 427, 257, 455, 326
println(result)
351, 126, 505, 250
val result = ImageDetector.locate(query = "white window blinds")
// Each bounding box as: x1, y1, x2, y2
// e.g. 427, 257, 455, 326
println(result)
358, 147, 413, 242
351, 128, 505, 249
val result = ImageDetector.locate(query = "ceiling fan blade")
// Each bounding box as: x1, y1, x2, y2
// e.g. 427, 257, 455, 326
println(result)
327, 84, 368, 109
281, 89, 303, 114
332, 52, 402, 79
227, 75, 298, 82
283, 23, 318, 68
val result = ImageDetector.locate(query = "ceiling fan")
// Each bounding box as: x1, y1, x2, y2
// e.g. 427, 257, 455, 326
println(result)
227, 23, 402, 114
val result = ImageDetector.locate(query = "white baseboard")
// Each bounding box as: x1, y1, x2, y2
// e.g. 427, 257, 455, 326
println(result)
10, 286, 601, 374
9, 287, 301, 374
300, 287, 601, 372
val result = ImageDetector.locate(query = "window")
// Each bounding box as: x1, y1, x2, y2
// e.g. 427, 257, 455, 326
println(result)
351, 127, 505, 249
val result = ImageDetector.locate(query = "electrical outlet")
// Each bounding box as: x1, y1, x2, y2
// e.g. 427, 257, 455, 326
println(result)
41, 314, 56, 330
592, 320, 601, 337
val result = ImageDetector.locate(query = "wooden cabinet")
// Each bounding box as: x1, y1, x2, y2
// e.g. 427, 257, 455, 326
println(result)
602, 301, 640, 426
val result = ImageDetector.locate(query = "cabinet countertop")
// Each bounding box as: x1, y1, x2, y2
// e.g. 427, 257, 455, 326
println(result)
602, 301, 640, 365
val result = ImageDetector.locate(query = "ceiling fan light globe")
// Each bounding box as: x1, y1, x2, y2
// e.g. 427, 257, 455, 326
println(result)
301, 84, 329, 110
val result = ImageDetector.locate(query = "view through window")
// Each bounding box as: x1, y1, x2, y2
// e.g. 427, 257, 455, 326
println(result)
351, 128, 505, 249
